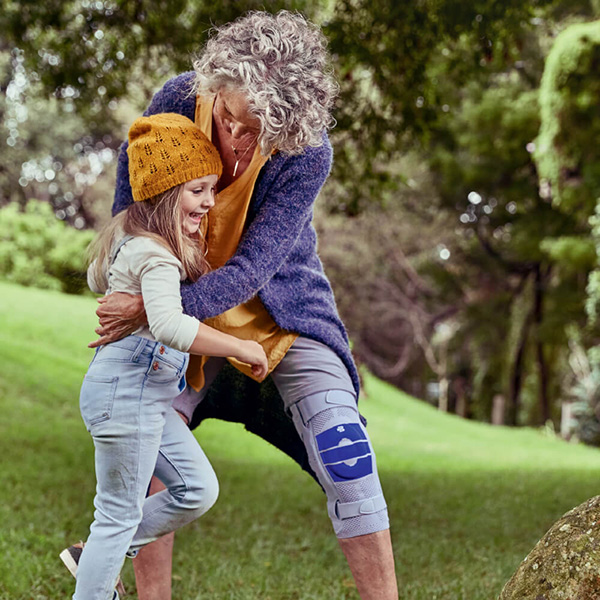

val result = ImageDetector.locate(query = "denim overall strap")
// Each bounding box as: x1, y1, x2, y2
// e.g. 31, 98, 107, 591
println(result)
109, 234, 135, 267
107, 234, 135, 294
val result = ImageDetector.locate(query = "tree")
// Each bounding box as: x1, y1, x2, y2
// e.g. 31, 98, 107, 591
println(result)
0, 47, 117, 227
426, 51, 596, 425
0, 0, 324, 225
323, 0, 597, 214
534, 20, 600, 439
322, 3, 599, 425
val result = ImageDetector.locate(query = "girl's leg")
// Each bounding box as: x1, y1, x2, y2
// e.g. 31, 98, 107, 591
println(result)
74, 339, 190, 600
128, 408, 218, 552
132, 358, 226, 600
75, 369, 169, 600
128, 410, 217, 600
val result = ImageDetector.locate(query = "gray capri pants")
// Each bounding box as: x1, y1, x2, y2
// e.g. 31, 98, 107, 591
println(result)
174, 336, 389, 539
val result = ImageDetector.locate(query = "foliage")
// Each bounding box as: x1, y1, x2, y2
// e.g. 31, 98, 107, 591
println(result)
415, 12, 600, 426
535, 20, 600, 215
0, 1, 324, 227
0, 47, 117, 228
535, 19, 600, 382
587, 188, 600, 328
564, 340, 600, 446
0, 200, 94, 294
5, 0, 597, 216
0, 0, 326, 130
324, 0, 598, 214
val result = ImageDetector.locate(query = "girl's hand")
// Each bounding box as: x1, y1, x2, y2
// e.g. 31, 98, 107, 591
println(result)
236, 340, 269, 380
89, 292, 147, 348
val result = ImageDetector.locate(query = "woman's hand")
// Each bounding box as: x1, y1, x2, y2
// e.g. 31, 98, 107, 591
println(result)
88, 292, 147, 348
235, 340, 269, 380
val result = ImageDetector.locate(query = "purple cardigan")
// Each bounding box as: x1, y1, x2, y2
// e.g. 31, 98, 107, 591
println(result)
114, 72, 359, 395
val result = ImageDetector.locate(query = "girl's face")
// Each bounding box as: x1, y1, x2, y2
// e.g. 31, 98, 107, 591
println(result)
180, 174, 219, 235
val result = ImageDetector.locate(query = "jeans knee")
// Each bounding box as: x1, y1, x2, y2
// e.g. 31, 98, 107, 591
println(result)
196, 469, 219, 513
174, 468, 219, 516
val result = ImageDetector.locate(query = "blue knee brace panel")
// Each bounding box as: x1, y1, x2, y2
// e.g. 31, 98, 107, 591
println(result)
316, 423, 373, 482
289, 390, 389, 538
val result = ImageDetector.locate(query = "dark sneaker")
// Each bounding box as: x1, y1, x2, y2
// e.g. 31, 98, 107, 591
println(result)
59, 542, 83, 578
60, 542, 127, 596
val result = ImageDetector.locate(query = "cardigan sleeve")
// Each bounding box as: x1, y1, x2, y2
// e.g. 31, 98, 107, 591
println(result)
180, 139, 332, 321
112, 73, 197, 216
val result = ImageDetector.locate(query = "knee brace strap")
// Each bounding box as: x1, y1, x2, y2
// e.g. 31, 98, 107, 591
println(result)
295, 389, 357, 426
336, 493, 387, 520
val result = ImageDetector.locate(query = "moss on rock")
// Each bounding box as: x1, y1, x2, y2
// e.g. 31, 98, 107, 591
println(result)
499, 495, 600, 599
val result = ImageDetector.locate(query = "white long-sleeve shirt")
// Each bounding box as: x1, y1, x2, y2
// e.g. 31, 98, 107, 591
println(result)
88, 236, 200, 352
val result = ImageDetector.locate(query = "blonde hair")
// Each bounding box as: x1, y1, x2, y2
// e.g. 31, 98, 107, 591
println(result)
88, 185, 209, 289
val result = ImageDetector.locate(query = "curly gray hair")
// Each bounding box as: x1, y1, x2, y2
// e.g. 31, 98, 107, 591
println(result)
192, 10, 338, 155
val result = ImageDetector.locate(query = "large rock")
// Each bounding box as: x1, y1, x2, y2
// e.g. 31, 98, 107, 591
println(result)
499, 496, 600, 600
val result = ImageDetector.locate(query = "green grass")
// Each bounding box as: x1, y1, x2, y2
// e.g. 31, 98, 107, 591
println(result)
1, 279, 599, 599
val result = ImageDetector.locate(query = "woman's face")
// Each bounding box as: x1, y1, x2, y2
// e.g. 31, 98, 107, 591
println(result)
214, 88, 261, 144
179, 174, 219, 235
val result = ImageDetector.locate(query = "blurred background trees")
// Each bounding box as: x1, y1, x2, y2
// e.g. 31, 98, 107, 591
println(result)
2, 0, 600, 438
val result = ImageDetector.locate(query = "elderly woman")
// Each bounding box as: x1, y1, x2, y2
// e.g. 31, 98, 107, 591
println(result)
97, 10, 397, 600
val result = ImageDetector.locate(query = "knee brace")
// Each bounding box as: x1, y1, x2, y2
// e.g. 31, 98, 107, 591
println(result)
289, 390, 390, 539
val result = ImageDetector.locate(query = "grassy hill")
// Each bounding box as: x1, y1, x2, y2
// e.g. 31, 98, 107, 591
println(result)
1, 280, 599, 599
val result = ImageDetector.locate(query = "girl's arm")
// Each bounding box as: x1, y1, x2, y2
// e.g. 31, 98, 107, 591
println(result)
95, 239, 268, 377
189, 323, 268, 379
138, 245, 267, 377
180, 139, 332, 321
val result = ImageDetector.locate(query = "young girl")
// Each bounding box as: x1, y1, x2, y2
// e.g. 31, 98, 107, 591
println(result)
60, 113, 268, 600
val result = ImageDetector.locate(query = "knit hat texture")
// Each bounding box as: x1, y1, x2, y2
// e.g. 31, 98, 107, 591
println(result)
127, 113, 223, 202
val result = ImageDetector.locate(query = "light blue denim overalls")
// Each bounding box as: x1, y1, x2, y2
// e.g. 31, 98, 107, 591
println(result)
73, 237, 218, 600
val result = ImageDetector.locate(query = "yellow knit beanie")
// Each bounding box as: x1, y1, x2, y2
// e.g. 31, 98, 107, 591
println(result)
127, 113, 223, 202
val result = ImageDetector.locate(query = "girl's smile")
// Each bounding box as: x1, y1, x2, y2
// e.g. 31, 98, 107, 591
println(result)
180, 174, 219, 235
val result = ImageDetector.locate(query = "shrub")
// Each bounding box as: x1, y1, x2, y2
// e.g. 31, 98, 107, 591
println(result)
0, 200, 94, 294
565, 340, 600, 447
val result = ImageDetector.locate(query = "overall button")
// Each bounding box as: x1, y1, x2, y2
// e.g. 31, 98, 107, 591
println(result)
159, 346, 165, 355
152, 361, 159, 371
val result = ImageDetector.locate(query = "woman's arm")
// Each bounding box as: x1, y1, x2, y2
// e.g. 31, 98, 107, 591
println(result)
180, 139, 333, 321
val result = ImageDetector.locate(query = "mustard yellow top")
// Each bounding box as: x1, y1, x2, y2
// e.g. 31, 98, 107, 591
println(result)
185, 95, 298, 391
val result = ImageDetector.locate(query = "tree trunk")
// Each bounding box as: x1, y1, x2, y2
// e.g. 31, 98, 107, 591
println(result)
492, 394, 506, 425
534, 264, 550, 424
508, 318, 530, 426
438, 376, 449, 412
